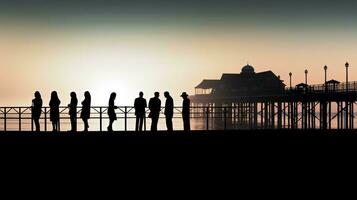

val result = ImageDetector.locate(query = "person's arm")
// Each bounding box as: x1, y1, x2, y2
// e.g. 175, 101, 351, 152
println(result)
148, 99, 152, 110
134, 99, 138, 109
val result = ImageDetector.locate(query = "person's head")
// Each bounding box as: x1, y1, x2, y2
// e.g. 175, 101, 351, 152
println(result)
139, 91, 144, 98
34, 91, 41, 99
51, 91, 58, 99
164, 91, 170, 98
110, 92, 116, 101
84, 91, 91, 100
70, 92, 77, 98
154, 92, 160, 98
181, 92, 188, 99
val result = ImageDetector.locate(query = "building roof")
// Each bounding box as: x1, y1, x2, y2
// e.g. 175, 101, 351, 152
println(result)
219, 70, 285, 87
326, 79, 340, 84
296, 83, 309, 88
241, 64, 255, 74
195, 65, 285, 97
195, 79, 220, 89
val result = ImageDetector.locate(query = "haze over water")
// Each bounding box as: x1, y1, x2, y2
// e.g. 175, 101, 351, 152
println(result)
1, 0, 357, 107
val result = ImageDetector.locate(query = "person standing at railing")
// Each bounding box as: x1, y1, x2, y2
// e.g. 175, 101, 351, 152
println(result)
107, 92, 118, 132
32, 91, 43, 132
49, 91, 61, 132
134, 92, 147, 131
68, 92, 78, 132
81, 91, 91, 132
181, 92, 190, 131
164, 91, 174, 131
148, 92, 161, 132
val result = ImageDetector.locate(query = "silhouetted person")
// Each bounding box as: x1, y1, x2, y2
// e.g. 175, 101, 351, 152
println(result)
148, 92, 161, 132
31, 91, 42, 132
49, 91, 61, 132
164, 91, 174, 131
134, 92, 147, 131
108, 92, 118, 132
68, 92, 78, 132
81, 91, 91, 132
181, 92, 190, 131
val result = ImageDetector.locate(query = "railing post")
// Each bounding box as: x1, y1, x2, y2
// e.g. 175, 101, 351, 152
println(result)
19, 108, 21, 132
224, 107, 227, 130
4, 108, 7, 132
144, 113, 146, 131
58, 112, 61, 132
100, 107, 102, 132
206, 107, 209, 131
31, 107, 34, 131
44, 107, 47, 132
124, 106, 127, 131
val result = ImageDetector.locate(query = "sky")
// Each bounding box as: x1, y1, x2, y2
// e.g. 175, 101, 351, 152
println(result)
1, 0, 357, 106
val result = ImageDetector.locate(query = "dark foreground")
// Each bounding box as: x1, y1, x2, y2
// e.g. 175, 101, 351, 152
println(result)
1, 129, 356, 189
1, 129, 357, 153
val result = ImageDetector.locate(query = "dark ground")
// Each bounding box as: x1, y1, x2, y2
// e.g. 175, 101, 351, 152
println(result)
1, 129, 357, 158
1, 129, 356, 193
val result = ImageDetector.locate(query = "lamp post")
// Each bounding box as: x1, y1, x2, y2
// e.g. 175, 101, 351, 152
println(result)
324, 65, 328, 92
289, 72, 292, 88
345, 62, 349, 129
345, 62, 349, 92
305, 69, 308, 85
324, 65, 327, 83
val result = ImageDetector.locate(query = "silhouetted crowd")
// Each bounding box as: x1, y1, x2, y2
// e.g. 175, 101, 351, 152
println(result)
31, 91, 190, 132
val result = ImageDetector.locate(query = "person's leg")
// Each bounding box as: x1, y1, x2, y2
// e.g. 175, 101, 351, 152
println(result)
166, 117, 173, 131
151, 116, 158, 131
184, 116, 190, 131
135, 117, 139, 131
70, 116, 73, 131
170, 117, 173, 131
35, 119, 40, 132
155, 116, 159, 131
165, 117, 169, 131
108, 119, 113, 131
86, 119, 89, 130
71, 116, 76, 131
52, 122, 56, 131
151, 118, 154, 131
74, 117, 77, 132
187, 117, 190, 131
83, 119, 88, 132
138, 117, 142, 131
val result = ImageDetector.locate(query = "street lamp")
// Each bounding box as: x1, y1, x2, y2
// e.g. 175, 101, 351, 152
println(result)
289, 72, 292, 88
345, 62, 349, 92
305, 69, 308, 85
324, 65, 328, 83
324, 65, 328, 92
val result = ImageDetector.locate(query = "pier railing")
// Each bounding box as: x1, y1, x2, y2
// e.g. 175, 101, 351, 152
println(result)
0, 106, 238, 132
0, 104, 356, 131
286, 81, 357, 93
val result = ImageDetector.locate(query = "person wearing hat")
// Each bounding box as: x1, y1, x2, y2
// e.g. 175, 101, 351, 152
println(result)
181, 92, 190, 131
148, 92, 161, 132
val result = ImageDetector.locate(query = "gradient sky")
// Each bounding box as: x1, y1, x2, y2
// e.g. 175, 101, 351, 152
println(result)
1, 0, 357, 106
